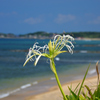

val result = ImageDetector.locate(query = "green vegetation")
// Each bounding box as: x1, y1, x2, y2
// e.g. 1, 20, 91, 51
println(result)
66, 61, 100, 100
68, 32, 100, 38
0, 31, 100, 39
19, 31, 100, 39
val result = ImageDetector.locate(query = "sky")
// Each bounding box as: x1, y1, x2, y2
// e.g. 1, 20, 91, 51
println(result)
0, 0, 100, 35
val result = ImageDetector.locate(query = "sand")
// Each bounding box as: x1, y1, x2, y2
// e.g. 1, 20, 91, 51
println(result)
25, 75, 98, 100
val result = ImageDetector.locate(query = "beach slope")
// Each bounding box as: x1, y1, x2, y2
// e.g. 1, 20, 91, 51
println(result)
26, 75, 98, 100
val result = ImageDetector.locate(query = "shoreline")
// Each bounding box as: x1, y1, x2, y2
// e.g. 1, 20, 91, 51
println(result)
0, 63, 99, 100
26, 75, 98, 100
1, 75, 98, 100
0, 37, 100, 40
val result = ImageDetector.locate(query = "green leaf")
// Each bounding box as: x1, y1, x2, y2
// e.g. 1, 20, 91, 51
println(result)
85, 85, 93, 100
68, 87, 79, 100
78, 64, 90, 97
74, 83, 80, 93
93, 83, 100, 99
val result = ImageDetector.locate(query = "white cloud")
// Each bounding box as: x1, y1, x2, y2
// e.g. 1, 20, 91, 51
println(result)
0, 12, 17, 16
88, 16, 100, 24
24, 17, 42, 24
54, 14, 75, 24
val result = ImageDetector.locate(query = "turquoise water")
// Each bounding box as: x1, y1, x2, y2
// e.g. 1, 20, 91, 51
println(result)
0, 38, 100, 99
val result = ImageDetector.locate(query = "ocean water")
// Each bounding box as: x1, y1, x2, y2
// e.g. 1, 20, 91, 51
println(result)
0, 38, 100, 99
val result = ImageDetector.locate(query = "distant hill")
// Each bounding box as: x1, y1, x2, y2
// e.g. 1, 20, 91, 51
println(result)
68, 32, 100, 38
0, 31, 100, 39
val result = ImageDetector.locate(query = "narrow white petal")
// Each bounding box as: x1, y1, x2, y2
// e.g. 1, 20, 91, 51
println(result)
34, 55, 42, 66
23, 54, 35, 66
54, 35, 62, 41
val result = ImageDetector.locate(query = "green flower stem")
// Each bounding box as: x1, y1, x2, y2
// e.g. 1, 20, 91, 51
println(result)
54, 72, 67, 100
51, 58, 67, 100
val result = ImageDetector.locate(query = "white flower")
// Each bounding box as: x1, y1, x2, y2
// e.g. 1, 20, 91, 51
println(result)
24, 42, 48, 66
23, 34, 74, 100
53, 34, 74, 54
23, 34, 74, 66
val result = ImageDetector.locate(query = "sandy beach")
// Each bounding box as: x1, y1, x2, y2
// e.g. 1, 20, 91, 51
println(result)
0, 63, 99, 100
0, 75, 99, 100
25, 75, 98, 100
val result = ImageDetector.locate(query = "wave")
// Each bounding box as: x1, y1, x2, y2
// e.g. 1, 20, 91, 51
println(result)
33, 81, 38, 85
0, 93, 9, 99
0, 81, 38, 99
10, 49, 28, 52
80, 50, 87, 53
0, 88, 20, 99
74, 50, 100, 53
20, 84, 31, 89
9, 88, 20, 94
88, 69, 96, 75
55, 57, 60, 61
60, 59, 98, 63
0, 80, 40, 99
50, 77, 55, 80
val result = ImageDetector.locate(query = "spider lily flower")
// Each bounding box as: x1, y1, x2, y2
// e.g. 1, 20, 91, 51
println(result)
52, 34, 74, 54
23, 42, 48, 66
23, 34, 74, 100
23, 34, 74, 67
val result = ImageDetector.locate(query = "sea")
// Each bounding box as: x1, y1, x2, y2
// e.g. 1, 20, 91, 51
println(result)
0, 38, 100, 99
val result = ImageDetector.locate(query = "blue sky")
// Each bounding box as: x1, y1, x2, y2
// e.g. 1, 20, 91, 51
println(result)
0, 0, 100, 35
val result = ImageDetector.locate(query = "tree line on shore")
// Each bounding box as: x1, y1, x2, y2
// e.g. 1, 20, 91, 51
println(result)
0, 31, 100, 39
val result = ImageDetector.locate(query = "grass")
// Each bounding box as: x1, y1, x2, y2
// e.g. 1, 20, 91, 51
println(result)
65, 61, 100, 100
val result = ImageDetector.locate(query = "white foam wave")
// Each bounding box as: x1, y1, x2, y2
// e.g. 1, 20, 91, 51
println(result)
11, 49, 27, 52
0, 88, 21, 99
55, 57, 60, 61
1, 82, 35, 98
9, 88, 20, 94
33, 81, 38, 85
20, 84, 31, 89
60, 59, 97, 63
50, 77, 55, 80
80, 50, 87, 53
0, 84, 32, 98
0, 93, 9, 99
88, 69, 96, 74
